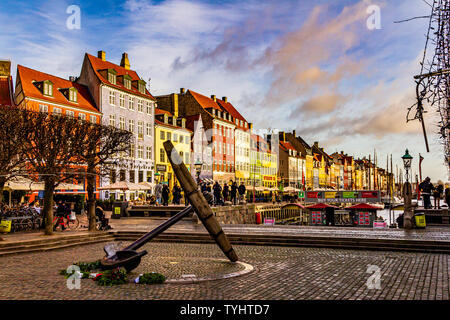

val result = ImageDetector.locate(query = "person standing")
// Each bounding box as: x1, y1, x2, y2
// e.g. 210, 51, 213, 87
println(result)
230, 182, 238, 205
445, 184, 450, 208
222, 183, 229, 203
238, 183, 246, 203
433, 180, 444, 209
162, 184, 170, 207
419, 177, 434, 209
172, 183, 181, 205
154, 182, 163, 206
213, 181, 222, 206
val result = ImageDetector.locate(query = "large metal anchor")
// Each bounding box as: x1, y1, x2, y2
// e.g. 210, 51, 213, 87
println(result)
100, 141, 238, 272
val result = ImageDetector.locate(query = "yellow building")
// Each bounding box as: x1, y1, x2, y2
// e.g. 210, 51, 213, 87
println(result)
305, 154, 314, 190
154, 109, 192, 190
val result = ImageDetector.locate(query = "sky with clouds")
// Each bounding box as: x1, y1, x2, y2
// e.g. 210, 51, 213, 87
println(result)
0, 0, 448, 182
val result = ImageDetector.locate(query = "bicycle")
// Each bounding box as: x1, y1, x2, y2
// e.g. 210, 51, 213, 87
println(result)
52, 212, 80, 231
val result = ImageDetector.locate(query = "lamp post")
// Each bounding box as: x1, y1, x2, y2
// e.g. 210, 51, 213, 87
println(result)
401, 149, 414, 229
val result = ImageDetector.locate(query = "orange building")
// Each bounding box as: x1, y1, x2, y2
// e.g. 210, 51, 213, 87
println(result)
14, 65, 102, 203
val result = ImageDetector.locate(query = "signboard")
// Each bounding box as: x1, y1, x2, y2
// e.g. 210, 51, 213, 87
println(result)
264, 218, 275, 226
114, 207, 121, 216
305, 190, 381, 203
325, 192, 337, 199
373, 221, 387, 229
156, 164, 167, 172
298, 191, 305, 199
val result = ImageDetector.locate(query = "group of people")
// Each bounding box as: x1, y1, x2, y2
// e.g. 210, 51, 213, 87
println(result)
207, 181, 247, 206
418, 177, 450, 209
153, 182, 185, 206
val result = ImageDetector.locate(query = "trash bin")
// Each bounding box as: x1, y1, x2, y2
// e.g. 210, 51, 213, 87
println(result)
112, 201, 123, 219
414, 212, 426, 228
255, 212, 262, 224
0, 219, 11, 233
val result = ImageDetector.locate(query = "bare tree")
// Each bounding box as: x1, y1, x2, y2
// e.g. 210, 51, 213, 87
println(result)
78, 122, 133, 231
0, 106, 32, 203
22, 111, 87, 235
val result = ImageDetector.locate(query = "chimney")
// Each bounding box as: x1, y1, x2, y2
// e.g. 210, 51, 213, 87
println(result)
292, 130, 296, 137
222, 96, 227, 103
211, 95, 216, 102
120, 52, 130, 70
172, 93, 179, 117
69, 76, 77, 82
281, 132, 286, 142
98, 50, 106, 61
180, 88, 185, 94
340, 151, 344, 155
0, 60, 11, 77
314, 141, 319, 148
249, 123, 253, 131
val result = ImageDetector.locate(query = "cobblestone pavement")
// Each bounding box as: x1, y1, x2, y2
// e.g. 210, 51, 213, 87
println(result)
0, 241, 448, 300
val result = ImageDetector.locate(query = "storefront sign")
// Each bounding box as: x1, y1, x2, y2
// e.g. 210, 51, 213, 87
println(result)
306, 190, 380, 203
325, 192, 337, 199
156, 165, 167, 172
307, 191, 320, 198
342, 191, 358, 199
264, 218, 275, 225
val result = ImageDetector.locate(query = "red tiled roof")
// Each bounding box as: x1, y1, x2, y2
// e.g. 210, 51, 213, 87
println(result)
0, 76, 14, 106
155, 108, 172, 116
216, 98, 249, 131
85, 53, 155, 101
306, 203, 338, 209
279, 140, 296, 152
17, 65, 99, 114
188, 90, 235, 125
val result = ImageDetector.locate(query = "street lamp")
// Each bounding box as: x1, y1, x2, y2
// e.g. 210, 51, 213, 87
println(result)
194, 159, 203, 184
401, 149, 413, 183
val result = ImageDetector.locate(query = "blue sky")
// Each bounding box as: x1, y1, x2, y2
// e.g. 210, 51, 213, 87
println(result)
0, 0, 448, 182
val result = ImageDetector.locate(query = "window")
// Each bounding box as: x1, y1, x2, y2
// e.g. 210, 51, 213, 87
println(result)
90, 115, 97, 123
39, 104, 48, 113
179, 135, 183, 144
130, 145, 135, 158
160, 148, 165, 162
166, 132, 171, 141
137, 121, 144, 139
66, 110, 75, 118
119, 116, 125, 130
53, 107, 62, 115
146, 123, 152, 136
129, 170, 135, 183
124, 79, 131, 90
173, 133, 178, 142
137, 100, 143, 112
128, 119, 135, 133
109, 91, 115, 105
146, 146, 152, 160
108, 72, 116, 84
120, 170, 126, 182
109, 114, 116, 127
138, 82, 145, 94
146, 102, 152, 115
68, 89, 77, 102
119, 94, 125, 108
78, 113, 86, 121
138, 145, 144, 159
160, 131, 165, 140
43, 81, 53, 96
128, 97, 134, 110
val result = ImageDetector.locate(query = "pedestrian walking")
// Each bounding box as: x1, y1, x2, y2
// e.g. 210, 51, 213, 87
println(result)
433, 180, 444, 209
162, 184, 170, 206
238, 183, 246, 203
213, 181, 222, 206
230, 182, 238, 205
419, 177, 434, 209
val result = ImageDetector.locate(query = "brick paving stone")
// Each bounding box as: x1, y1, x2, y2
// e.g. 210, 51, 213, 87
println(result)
0, 241, 448, 300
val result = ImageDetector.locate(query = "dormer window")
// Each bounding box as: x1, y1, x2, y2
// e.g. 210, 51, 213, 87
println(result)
120, 74, 132, 90
106, 69, 117, 84
164, 114, 168, 124
68, 87, 78, 102
133, 79, 146, 94
43, 80, 53, 96
181, 119, 186, 128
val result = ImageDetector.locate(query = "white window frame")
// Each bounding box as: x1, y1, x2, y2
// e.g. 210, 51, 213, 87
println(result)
109, 91, 116, 106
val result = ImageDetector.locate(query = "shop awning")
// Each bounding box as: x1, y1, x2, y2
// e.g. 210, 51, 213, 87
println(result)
346, 203, 382, 210
306, 203, 339, 209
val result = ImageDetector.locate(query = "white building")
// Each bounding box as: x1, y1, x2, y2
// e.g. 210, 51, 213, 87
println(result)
78, 51, 156, 200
